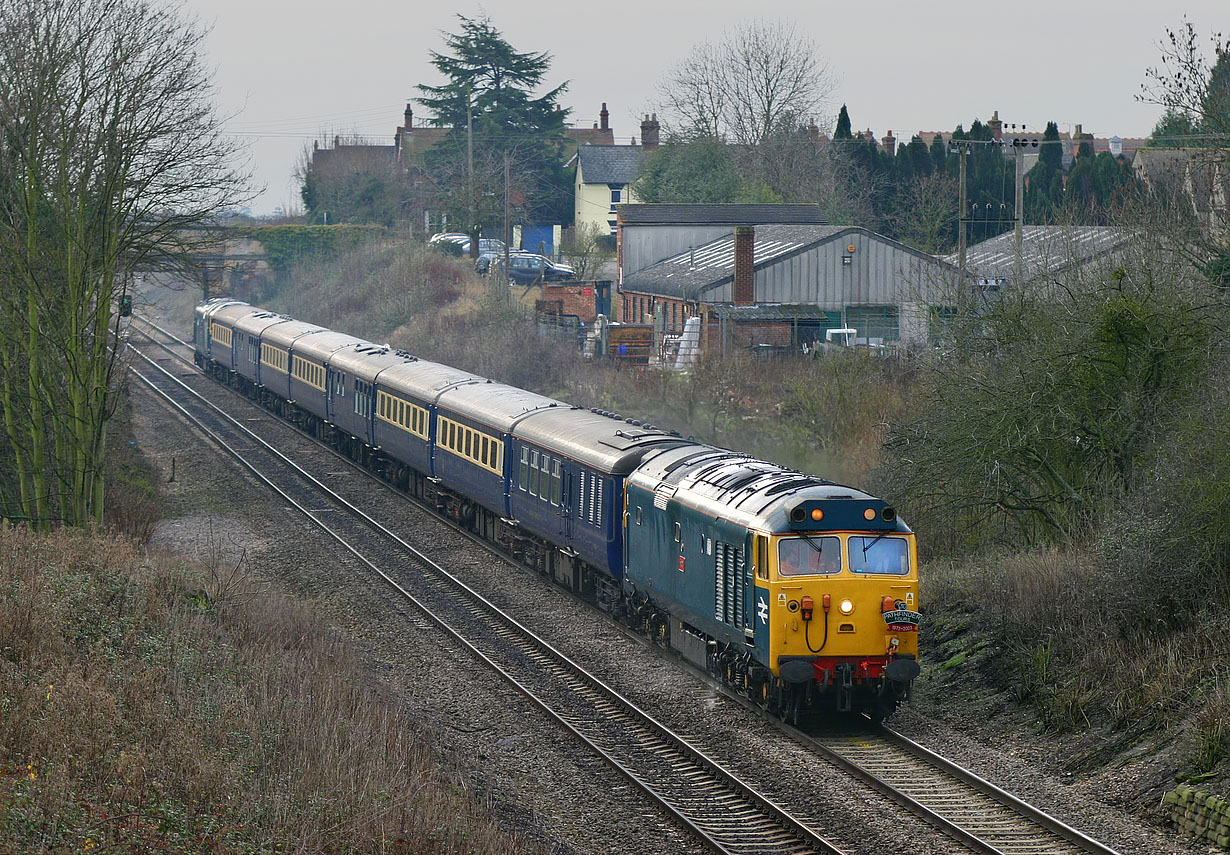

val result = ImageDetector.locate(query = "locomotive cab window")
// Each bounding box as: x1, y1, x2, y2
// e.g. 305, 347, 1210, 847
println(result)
847, 536, 910, 575
635, 506, 642, 526
778, 536, 841, 576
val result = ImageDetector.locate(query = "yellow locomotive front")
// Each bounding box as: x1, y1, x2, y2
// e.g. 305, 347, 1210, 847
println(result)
760, 500, 921, 720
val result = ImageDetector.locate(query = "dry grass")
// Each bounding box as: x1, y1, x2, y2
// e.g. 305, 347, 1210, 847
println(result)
0, 526, 535, 854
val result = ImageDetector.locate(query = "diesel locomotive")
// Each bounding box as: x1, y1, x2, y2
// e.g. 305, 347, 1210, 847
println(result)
193, 298, 921, 720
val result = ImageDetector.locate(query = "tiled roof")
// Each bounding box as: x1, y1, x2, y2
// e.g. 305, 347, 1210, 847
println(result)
946, 226, 1130, 280
622, 224, 851, 299
617, 203, 827, 225
577, 145, 643, 185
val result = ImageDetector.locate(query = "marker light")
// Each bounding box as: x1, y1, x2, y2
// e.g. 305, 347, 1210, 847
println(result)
811, 508, 824, 521
839, 598, 855, 615
863, 508, 877, 521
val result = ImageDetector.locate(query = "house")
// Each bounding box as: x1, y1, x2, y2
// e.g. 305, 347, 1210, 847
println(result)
948, 225, 1133, 290
616, 203, 828, 286
570, 114, 660, 236
1134, 148, 1230, 239
619, 223, 953, 353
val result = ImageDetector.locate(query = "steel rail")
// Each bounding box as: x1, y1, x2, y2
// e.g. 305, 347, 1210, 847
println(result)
127, 337, 844, 855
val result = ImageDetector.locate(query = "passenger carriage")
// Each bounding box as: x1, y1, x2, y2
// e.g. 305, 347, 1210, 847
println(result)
511, 410, 685, 592
193, 299, 252, 376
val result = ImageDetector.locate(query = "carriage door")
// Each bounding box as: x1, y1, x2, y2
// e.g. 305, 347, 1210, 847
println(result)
748, 533, 769, 653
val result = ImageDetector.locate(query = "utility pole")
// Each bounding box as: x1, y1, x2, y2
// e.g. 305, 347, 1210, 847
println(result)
1014, 140, 1025, 286
957, 143, 968, 301
503, 152, 511, 301
467, 85, 477, 259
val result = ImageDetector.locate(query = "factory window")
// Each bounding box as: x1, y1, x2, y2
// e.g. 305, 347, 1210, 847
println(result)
844, 305, 900, 343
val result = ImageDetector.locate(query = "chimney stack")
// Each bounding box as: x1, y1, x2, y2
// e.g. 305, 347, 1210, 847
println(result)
641, 114, 660, 149
404, 103, 413, 130
733, 226, 755, 307
600, 102, 609, 131
882, 130, 896, 156
989, 110, 1002, 142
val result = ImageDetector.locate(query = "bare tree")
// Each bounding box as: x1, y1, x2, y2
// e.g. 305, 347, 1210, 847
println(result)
656, 19, 833, 145
1139, 19, 1230, 137
0, 0, 249, 529
891, 172, 959, 254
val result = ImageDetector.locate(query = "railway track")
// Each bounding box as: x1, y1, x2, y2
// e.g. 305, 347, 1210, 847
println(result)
126, 327, 843, 855
128, 317, 1125, 855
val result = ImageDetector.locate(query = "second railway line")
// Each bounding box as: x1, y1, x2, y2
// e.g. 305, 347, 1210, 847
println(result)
132, 312, 1126, 855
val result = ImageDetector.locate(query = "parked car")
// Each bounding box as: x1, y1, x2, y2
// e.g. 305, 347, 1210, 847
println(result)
428, 232, 469, 245
492, 253, 575, 284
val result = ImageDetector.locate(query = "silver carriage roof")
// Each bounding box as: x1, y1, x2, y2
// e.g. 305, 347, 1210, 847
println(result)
232, 309, 295, 338
435, 381, 563, 433
205, 302, 260, 330
195, 298, 248, 322
327, 343, 418, 384
258, 317, 327, 348
289, 329, 369, 362
628, 444, 906, 533
376, 359, 485, 404
516, 407, 688, 474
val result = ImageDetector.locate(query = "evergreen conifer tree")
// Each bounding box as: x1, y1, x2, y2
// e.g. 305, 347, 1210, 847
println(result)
834, 104, 852, 139
415, 15, 572, 235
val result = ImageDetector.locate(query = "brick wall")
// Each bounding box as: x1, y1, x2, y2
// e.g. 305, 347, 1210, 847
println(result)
540, 283, 600, 322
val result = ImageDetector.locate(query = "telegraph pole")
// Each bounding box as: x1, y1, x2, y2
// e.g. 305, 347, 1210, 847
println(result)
503, 152, 511, 300
1014, 141, 1025, 286
467, 85, 477, 259
957, 143, 969, 300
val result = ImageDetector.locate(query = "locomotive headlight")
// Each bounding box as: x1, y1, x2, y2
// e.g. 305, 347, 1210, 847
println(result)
839, 598, 855, 615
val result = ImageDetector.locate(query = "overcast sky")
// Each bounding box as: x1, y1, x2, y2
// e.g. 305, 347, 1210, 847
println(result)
185, 0, 1227, 215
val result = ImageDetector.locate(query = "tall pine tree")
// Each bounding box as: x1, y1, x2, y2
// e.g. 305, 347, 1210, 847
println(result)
415, 15, 573, 238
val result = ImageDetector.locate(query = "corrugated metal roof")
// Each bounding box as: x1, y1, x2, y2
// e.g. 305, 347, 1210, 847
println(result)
621, 225, 851, 299
617, 203, 827, 225
946, 226, 1130, 280
577, 145, 642, 184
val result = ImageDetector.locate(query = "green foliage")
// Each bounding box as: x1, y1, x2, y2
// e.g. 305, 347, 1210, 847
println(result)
415, 15, 572, 228
834, 104, 852, 139
634, 138, 741, 203
883, 265, 1219, 552
230, 225, 385, 270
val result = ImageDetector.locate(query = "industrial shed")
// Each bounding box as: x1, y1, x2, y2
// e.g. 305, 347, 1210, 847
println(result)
620, 223, 954, 353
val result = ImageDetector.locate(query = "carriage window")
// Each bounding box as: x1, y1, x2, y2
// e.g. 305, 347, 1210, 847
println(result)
529, 450, 540, 496
847, 536, 910, 575
778, 537, 841, 576
550, 459, 562, 506
519, 447, 530, 488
